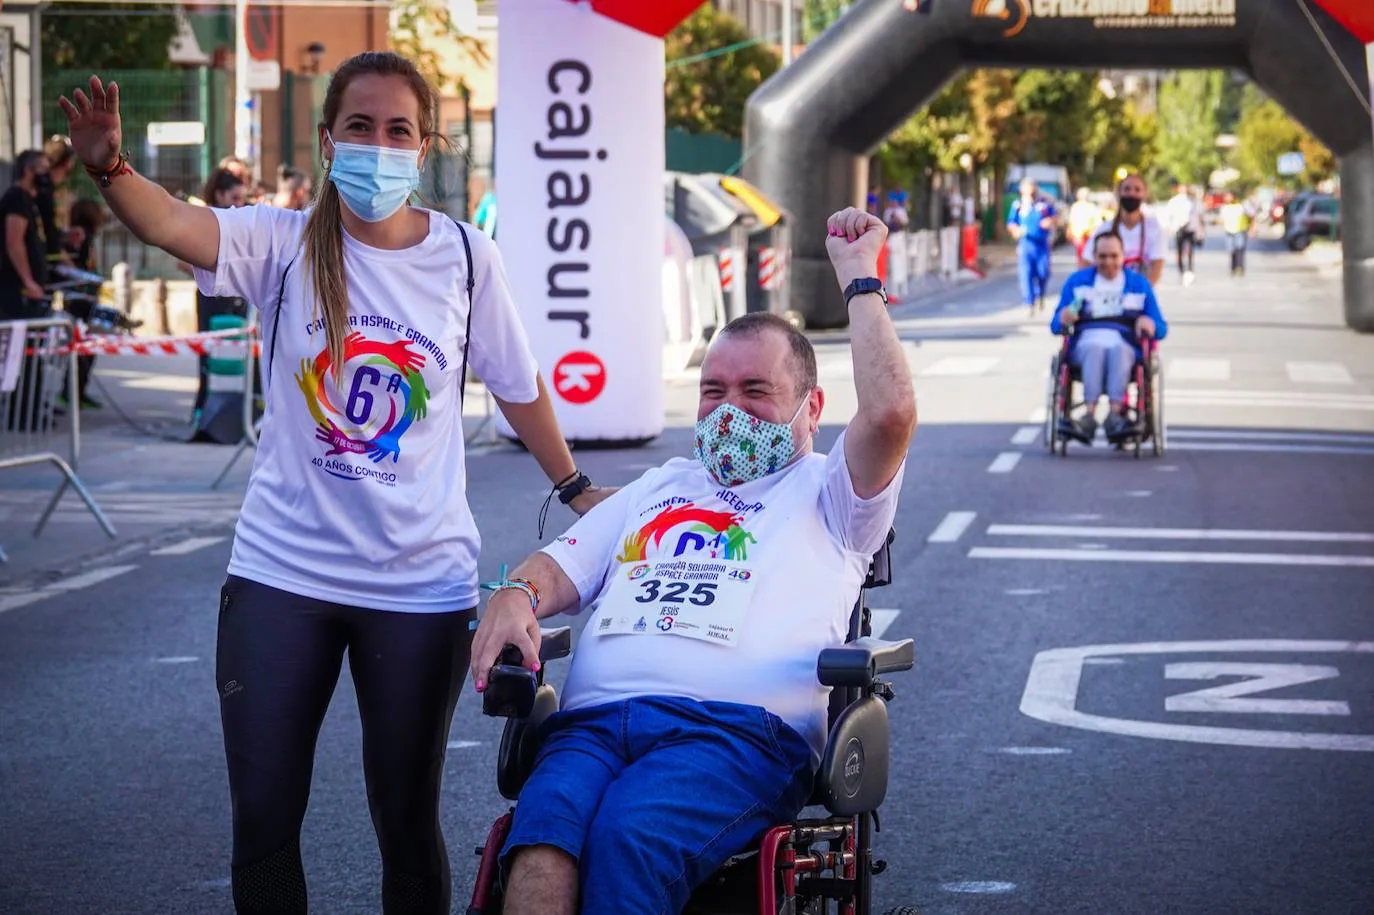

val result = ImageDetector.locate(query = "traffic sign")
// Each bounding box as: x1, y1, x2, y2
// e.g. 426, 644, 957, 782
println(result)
244, 4, 279, 61
1277, 152, 1305, 176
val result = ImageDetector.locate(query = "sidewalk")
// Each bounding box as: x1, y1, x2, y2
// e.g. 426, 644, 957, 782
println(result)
0, 353, 503, 589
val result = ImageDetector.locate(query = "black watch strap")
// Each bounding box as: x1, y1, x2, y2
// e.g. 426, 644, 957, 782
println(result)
556, 471, 594, 505
843, 277, 887, 306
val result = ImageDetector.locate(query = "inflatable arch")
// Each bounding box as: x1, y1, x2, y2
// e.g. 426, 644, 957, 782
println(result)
743, 0, 1374, 332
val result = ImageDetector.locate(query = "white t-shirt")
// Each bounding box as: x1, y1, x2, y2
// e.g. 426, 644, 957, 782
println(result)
1074, 272, 1137, 348
1165, 194, 1203, 235
194, 204, 541, 612
539, 431, 905, 763
1091, 213, 1166, 271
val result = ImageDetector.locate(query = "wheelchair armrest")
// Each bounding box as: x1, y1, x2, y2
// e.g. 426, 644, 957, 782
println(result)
817, 637, 915, 688
481, 627, 573, 719
539, 626, 572, 662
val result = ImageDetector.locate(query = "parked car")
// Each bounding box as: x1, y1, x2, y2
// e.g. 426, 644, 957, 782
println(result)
1283, 194, 1340, 251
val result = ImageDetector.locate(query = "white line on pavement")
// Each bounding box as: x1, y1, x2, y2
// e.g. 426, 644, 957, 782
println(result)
1027, 406, 1048, 423
1168, 429, 1374, 444
1168, 358, 1231, 381
869, 609, 900, 639
986, 524, 1374, 543
1167, 442, 1374, 456
928, 511, 977, 543
918, 356, 1000, 377
1167, 390, 1374, 411
447, 740, 482, 749
1285, 361, 1354, 385
0, 564, 139, 615
970, 547, 1374, 568
1011, 426, 1040, 446
987, 452, 1022, 474
152, 536, 227, 557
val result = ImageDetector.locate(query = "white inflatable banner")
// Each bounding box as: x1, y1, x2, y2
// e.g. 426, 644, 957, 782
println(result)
495, 1, 665, 443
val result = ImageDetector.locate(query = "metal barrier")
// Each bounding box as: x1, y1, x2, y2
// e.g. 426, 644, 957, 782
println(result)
0, 316, 115, 560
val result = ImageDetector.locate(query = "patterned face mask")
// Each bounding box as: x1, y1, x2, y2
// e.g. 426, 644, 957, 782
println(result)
694, 395, 809, 487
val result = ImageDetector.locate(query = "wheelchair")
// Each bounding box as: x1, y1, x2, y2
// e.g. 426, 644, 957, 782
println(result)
467, 529, 917, 915
1044, 329, 1166, 458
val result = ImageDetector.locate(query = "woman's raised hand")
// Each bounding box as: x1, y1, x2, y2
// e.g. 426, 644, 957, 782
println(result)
57, 76, 122, 172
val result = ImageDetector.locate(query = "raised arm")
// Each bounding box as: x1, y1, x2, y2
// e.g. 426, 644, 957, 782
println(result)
58, 76, 220, 271
826, 208, 917, 499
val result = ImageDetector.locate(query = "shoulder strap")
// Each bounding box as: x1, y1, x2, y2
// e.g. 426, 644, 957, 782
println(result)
454, 218, 476, 405
266, 250, 301, 379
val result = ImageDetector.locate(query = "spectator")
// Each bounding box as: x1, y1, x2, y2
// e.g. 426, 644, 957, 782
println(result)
272, 166, 313, 210
58, 198, 109, 410
0, 149, 53, 320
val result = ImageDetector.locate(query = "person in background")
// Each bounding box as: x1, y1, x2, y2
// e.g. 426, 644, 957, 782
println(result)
184, 168, 249, 431
1164, 182, 1204, 286
1219, 193, 1257, 277
1068, 187, 1101, 263
58, 198, 110, 410
272, 165, 313, 211
0, 149, 53, 320
474, 184, 497, 238
882, 190, 910, 233
1006, 177, 1056, 315
37, 135, 82, 278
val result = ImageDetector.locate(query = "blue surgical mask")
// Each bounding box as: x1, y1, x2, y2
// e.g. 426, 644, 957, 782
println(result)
326, 132, 421, 222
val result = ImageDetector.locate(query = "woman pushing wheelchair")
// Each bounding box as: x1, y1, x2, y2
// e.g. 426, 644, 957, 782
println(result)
1050, 230, 1168, 446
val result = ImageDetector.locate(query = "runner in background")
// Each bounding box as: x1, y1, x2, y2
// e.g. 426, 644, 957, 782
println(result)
1006, 177, 1056, 315
1220, 193, 1257, 277
1164, 181, 1204, 286
1086, 173, 1165, 286
1067, 187, 1101, 263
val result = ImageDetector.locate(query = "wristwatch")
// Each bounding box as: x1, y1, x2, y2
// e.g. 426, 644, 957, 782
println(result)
556, 471, 594, 505
843, 277, 887, 306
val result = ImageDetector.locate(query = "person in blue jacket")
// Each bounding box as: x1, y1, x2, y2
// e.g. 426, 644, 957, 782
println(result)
1007, 177, 1056, 314
1050, 230, 1168, 444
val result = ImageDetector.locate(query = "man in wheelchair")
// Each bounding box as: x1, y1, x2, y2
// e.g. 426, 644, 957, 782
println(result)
1051, 230, 1168, 445
467, 208, 917, 915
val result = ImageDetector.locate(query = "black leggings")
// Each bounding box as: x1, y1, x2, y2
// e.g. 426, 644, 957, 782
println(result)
216, 575, 475, 914
1176, 229, 1196, 273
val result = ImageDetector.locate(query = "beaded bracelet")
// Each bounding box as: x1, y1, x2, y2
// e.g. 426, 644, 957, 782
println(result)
478, 564, 539, 613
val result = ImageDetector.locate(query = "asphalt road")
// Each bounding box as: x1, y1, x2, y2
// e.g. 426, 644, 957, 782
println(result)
2, 232, 1373, 915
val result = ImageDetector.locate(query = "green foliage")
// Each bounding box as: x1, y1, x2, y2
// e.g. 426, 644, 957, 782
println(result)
388, 0, 488, 96
41, 3, 179, 71
665, 6, 780, 140
1153, 71, 1226, 186
1234, 96, 1336, 189
802, 0, 852, 41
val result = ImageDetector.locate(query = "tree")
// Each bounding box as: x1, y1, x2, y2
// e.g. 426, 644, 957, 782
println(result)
1154, 71, 1226, 186
42, 3, 179, 71
388, 0, 489, 96
802, 0, 851, 42
665, 6, 780, 140
1234, 96, 1337, 189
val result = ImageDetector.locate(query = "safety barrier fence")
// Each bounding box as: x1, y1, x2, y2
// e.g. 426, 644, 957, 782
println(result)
883, 226, 974, 302
0, 317, 116, 561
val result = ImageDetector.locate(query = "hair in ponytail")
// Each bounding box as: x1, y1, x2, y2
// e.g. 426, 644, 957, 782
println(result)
304, 51, 441, 379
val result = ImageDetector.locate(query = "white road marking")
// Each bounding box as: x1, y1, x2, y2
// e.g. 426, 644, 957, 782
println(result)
941, 881, 1017, 894
971, 547, 1374, 568
1127, 490, 1152, 497
987, 452, 1022, 474
1010, 426, 1040, 446
0, 564, 138, 615
447, 740, 483, 749
869, 609, 900, 639
1168, 358, 1231, 381
151, 536, 226, 557
1027, 406, 1048, 423
1286, 361, 1353, 384
1168, 441, 1374, 456
1168, 429, 1374, 445
986, 523, 1374, 543
1164, 663, 1349, 716
927, 511, 977, 543
120, 375, 201, 393
1020, 640, 1374, 751
1004, 588, 1047, 596
1167, 389, 1374, 411
154, 656, 200, 664
919, 356, 1000, 377
996, 746, 1071, 755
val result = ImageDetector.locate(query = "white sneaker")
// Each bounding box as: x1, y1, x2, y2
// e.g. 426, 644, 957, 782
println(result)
1183, 270, 1195, 286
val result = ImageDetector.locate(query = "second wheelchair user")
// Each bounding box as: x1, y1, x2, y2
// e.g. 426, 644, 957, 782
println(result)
469, 207, 917, 915
1051, 230, 1169, 444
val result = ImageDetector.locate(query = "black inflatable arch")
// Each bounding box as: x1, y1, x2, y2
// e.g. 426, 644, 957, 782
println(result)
743, 0, 1373, 331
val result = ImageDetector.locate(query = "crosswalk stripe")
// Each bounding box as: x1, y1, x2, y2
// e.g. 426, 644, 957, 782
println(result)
1286, 361, 1354, 384
969, 547, 1374, 568
1168, 429, 1374, 444
1168, 358, 1231, 381
986, 523, 1374, 543
919, 356, 999, 377
1167, 442, 1374, 456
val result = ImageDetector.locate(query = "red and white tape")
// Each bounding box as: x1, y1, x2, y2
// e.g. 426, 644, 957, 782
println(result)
69, 326, 260, 357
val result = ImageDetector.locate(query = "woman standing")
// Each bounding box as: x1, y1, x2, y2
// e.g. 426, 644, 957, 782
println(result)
59, 52, 608, 914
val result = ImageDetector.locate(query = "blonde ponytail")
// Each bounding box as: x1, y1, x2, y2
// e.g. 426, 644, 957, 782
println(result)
303, 177, 349, 379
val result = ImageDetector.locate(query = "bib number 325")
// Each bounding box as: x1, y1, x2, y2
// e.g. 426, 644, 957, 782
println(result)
595, 560, 755, 647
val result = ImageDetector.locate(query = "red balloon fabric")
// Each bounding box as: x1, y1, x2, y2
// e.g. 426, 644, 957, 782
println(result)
1312, 0, 1374, 44
570, 0, 705, 38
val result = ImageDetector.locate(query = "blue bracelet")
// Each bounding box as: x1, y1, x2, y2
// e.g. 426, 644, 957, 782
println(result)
479, 563, 538, 611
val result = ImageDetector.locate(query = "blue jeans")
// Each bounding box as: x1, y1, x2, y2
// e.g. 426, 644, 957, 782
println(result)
500, 696, 815, 914
1017, 241, 1051, 306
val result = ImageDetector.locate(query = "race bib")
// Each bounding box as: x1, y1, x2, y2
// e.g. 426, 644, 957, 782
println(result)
594, 558, 757, 648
